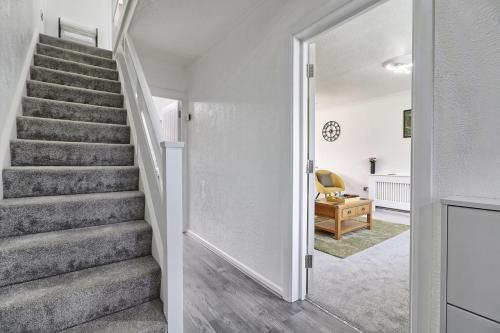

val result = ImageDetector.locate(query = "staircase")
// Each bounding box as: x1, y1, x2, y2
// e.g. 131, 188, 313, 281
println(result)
0, 34, 167, 332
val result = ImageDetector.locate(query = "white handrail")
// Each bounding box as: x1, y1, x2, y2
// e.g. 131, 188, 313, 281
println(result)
112, 0, 135, 53
123, 35, 164, 145
113, 4, 184, 332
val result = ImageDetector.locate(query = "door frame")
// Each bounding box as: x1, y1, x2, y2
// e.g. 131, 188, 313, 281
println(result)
289, 0, 435, 332
150, 87, 190, 233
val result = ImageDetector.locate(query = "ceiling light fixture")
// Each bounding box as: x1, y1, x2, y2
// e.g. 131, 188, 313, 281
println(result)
382, 54, 413, 74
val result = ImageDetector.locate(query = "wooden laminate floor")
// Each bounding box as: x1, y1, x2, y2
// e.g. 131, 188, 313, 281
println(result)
184, 234, 358, 333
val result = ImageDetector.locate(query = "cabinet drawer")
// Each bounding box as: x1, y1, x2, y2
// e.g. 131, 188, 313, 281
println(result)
342, 207, 356, 218
447, 305, 500, 333
315, 204, 335, 217
357, 205, 370, 215
447, 206, 500, 322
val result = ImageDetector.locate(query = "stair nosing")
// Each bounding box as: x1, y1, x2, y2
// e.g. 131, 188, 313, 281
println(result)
39, 33, 113, 58
11, 138, 133, 148
0, 256, 159, 307
18, 115, 129, 128
0, 220, 150, 248
34, 54, 119, 76
31, 65, 120, 86
59, 299, 166, 332
37, 42, 116, 65
23, 96, 126, 112
27, 80, 123, 98
0, 191, 144, 206
4, 165, 139, 171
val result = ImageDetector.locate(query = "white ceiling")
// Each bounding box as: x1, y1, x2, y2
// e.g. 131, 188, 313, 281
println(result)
312, 0, 412, 110
129, 0, 263, 66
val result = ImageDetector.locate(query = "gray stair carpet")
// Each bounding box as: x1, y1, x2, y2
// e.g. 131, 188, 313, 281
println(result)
30, 66, 121, 93
17, 116, 130, 144
23, 97, 127, 124
0, 34, 166, 332
37, 43, 116, 69
34, 54, 119, 80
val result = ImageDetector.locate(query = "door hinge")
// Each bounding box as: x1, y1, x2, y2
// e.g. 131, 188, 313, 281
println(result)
305, 254, 313, 269
306, 160, 314, 174
185, 113, 192, 121
306, 64, 314, 78
178, 109, 182, 118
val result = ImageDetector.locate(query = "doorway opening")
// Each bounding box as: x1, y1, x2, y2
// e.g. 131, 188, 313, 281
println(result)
152, 96, 182, 142
297, 1, 413, 332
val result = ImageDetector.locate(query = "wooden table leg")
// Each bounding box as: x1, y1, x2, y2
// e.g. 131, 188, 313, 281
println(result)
335, 209, 342, 240
367, 212, 372, 230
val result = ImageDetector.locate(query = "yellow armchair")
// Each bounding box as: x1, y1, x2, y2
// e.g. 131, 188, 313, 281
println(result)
315, 170, 345, 198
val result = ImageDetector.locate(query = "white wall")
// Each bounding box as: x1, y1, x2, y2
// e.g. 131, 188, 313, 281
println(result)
44, 0, 112, 49
135, 51, 188, 99
186, 0, 353, 293
185, 0, 500, 330
132, 0, 500, 331
0, 0, 45, 198
315, 90, 411, 196
429, 0, 500, 330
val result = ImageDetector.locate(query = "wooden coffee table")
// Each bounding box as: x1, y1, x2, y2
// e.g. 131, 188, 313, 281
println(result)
315, 199, 373, 240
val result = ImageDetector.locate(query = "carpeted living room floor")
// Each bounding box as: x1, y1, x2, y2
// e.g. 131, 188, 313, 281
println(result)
308, 209, 410, 333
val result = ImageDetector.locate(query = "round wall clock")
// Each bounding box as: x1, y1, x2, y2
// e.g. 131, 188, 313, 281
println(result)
322, 121, 341, 142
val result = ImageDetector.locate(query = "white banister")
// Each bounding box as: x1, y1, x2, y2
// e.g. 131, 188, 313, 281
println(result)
161, 141, 184, 333
123, 35, 164, 145
113, 3, 184, 331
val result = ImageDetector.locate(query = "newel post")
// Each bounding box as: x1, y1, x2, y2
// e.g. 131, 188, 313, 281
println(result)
160, 141, 184, 333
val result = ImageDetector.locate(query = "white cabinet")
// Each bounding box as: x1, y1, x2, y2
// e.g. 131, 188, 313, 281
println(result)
442, 196, 500, 333
447, 305, 500, 333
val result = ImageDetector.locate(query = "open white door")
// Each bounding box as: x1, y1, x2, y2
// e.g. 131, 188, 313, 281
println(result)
305, 42, 316, 294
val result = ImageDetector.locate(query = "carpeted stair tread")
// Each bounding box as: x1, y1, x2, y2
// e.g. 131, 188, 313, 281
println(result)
0, 34, 162, 332
34, 54, 119, 80
22, 96, 127, 124
0, 191, 145, 238
39, 33, 113, 59
60, 299, 167, 333
10, 139, 134, 166
30, 66, 121, 93
0, 256, 161, 333
17, 116, 130, 144
2, 166, 139, 198
27, 80, 123, 107
37, 43, 116, 69
0, 220, 152, 287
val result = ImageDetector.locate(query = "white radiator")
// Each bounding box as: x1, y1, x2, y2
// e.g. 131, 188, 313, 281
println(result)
59, 18, 98, 47
368, 175, 411, 211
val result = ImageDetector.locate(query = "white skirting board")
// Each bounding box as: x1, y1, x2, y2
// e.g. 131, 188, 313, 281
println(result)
0, 27, 40, 199
186, 230, 283, 297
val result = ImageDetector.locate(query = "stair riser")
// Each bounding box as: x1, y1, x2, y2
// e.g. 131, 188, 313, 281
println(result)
31, 66, 121, 93
0, 263, 160, 332
11, 141, 134, 167
22, 97, 127, 125
0, 223, 152, 287
59, 300, 166, 333
37, 43, 116, 69
27, 81, 123, 108
0, 194, 145, 238
2, 167, 139, 198
17, 117, 130, 144
34, 54, 118, 80
40, 34, 113, 59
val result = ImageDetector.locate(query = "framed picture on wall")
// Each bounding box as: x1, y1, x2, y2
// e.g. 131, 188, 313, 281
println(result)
403, 109, 412, 138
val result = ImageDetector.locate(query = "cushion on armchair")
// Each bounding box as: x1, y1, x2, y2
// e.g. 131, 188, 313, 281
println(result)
317, 173, 335, 187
